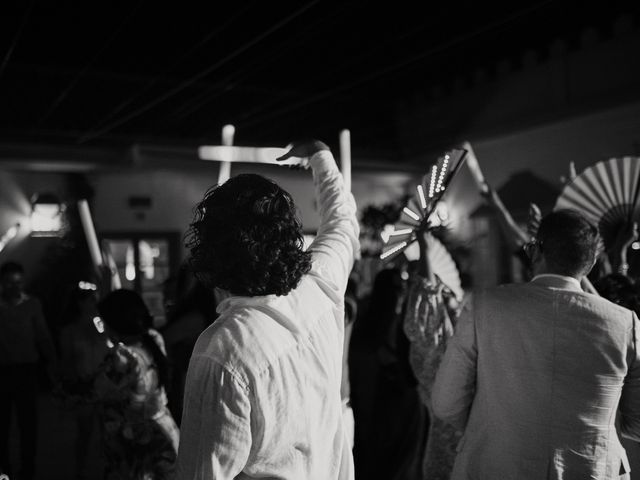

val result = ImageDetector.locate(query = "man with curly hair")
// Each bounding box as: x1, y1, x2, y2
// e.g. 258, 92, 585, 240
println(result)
177, 140, 359, 479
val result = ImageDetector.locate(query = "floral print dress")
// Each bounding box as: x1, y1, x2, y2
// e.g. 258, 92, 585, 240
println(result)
403, 276, 464, 480
95, 337, 179, 480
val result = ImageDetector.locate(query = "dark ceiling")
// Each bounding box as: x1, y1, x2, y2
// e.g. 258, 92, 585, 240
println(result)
0, 0, 638, 159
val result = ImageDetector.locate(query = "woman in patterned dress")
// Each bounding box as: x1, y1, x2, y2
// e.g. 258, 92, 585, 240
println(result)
403, 230, 464, 479
95, 289, 179, 480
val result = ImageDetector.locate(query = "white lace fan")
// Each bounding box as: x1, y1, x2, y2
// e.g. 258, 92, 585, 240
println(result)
403, 234, 464, 300
554, 156, 640, 247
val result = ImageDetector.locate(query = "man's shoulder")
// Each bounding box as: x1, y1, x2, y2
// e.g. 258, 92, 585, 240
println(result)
190, 306, 298, 383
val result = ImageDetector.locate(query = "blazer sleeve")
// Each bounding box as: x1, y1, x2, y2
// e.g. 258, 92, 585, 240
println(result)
619, 311, 640, 441
431, 293, 478, 431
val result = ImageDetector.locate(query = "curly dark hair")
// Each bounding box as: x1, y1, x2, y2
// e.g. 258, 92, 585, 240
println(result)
186, 174, 312, 296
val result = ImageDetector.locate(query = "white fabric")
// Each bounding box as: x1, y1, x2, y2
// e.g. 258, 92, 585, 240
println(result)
177, 150, 359, 480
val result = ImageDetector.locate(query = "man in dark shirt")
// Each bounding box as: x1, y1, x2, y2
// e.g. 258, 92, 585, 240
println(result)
0, 261, 57, 480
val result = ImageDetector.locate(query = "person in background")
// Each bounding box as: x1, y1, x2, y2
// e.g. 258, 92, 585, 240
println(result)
58, 284, 110, 480
178, 139, 359, 479
0, 261, 57, 480
161, 266, 216, 424
95, 289, 179, 480
368, 266, 429, 480
432, 210, 640, 479
403, 230, 463, 479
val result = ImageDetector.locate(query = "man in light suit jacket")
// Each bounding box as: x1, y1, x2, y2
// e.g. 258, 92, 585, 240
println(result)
432, 209, 640, 479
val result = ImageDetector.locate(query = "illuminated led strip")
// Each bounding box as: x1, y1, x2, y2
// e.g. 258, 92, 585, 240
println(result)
436, 155, 450, 193
417, 185, 427, 209
389, 228, 413, 237
429, 165, 438, 198
403, 207, 420, 221
380, 241, 407, 259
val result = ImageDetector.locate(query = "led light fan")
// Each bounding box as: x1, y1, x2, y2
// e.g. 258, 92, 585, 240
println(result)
554, 156, 640, 248
380, 147, 467, 261
403, 234, 464, 300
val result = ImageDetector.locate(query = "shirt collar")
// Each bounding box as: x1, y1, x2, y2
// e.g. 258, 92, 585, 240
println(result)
531, 274, 583, 291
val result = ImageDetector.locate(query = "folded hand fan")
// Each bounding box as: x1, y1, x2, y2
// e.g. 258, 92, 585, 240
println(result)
554, 156, 640, 248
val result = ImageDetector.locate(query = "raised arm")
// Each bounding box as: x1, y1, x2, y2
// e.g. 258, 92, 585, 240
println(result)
482, 186, 529, 251
278, 140, 360, 294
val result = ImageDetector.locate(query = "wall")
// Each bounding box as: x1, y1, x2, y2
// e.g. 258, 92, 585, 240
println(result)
88, 163, 415, 260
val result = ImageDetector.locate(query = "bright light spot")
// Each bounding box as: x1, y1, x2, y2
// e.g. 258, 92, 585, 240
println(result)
0, 223, 20, 252
125, 244, 136, 281
632, 242, 640, 250
78, 281, 97, 291
400, 271, 409, 280
31, 204, 62, 236
93, 316, 105, 333
380, 224, 395, 243
380, 241, 408, 259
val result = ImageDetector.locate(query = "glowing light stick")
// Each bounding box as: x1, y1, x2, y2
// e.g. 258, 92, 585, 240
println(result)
339, 129, 352, 192
92, 315, 115, 348
198, 146, 298, 165
417, 185, 427, 209
0, 222, 20, 253
462, 141, 488, 193
78, 200, 103, 268
217, 124, 235, 185
389, 228, 413, 237
403, 207, 421, 222
381, 241, 408, 259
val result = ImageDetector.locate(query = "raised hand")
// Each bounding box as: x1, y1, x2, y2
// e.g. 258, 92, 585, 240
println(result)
276, 139, 330, 167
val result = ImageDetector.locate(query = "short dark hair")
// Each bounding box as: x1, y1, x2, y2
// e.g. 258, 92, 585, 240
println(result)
537, 209, 600, 277
97, 289, 168, 387
0, 261, 24, 276
186, 174, 312, 296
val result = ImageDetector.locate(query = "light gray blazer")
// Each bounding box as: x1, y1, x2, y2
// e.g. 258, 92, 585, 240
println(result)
432, 275, 640, 480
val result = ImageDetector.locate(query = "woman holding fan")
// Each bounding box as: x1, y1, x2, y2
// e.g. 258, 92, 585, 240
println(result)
403, 225, 464, 479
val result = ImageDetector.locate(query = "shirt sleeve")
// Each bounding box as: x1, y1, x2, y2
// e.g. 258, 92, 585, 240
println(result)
431, 293, 478, 431
177, 355, 252, 480
620, 311, 640, 441
307, 150, 360, 296
32, 298, 57, 364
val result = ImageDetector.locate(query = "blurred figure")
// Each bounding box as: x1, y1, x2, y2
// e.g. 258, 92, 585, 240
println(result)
403, 232, 463, 479
351, 266, 428, 480
161, 266, 216, 424
0, 261, 57, 480
95, 289, 179, 480
58, 284, 110, 480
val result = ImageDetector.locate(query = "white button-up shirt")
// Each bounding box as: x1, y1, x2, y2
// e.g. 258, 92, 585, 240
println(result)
177, 150, 359, 480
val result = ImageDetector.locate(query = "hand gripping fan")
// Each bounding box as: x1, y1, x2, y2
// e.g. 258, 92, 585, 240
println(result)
554, 156, 640, 248
380, 147, 467, 261
403, 233, 464, 300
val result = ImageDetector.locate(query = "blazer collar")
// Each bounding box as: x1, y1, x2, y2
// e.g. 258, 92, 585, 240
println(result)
530, 274, 583, 292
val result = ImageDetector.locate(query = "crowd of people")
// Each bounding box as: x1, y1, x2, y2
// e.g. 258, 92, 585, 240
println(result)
1, 139, 640, 480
